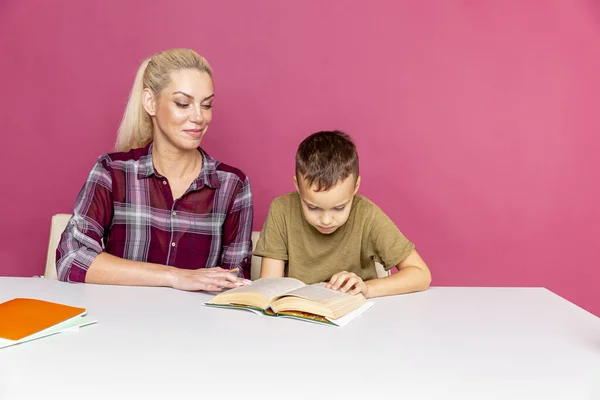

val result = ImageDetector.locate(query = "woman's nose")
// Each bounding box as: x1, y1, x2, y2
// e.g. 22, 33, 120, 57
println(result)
190, 105, 205, 123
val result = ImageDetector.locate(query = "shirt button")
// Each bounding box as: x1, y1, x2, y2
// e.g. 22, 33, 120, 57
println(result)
172, 211, 176, 216
162, 180, 167, 185
171, 242, 176, 247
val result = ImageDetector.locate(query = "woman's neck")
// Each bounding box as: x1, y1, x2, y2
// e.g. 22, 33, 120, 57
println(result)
151, 139, 202, 180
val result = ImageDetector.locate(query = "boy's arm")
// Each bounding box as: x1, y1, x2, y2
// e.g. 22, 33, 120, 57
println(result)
365, 249, 431, 297
328, 249, 431, 298
259, 258, 285, 278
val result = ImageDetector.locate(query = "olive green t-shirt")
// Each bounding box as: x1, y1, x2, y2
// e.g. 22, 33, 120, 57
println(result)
253, 192, 415, 284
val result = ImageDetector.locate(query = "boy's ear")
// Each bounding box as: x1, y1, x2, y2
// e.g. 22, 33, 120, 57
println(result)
354, 176, 361, 195
293, 176, 299, 192
142, 88, 157, 116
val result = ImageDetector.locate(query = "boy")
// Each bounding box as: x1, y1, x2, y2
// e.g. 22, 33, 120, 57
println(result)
253, 131, 431, 298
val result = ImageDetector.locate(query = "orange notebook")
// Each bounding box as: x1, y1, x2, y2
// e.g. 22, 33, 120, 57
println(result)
0, 298, 95, 348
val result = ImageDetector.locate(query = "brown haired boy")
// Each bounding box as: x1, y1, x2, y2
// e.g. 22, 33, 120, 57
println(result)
253, 131, 431, 298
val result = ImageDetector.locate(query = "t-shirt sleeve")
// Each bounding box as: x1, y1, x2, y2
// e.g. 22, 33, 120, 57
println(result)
253, 198, 289, 261
368, 205, 415, 271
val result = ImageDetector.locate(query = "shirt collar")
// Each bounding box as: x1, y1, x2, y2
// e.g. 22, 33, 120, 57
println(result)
136, 143, 155, 179
137, 142, 221, 189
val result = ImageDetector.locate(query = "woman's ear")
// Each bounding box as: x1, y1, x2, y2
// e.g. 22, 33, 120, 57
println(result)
142, 88, 157, 116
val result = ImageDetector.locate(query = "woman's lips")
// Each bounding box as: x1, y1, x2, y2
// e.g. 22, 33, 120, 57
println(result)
183, 129, 203, 138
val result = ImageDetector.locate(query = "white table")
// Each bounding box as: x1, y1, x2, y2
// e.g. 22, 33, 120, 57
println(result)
0, 278, 598, 400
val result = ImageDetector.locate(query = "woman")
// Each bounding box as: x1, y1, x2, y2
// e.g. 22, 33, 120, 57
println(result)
56, 49, 252, 292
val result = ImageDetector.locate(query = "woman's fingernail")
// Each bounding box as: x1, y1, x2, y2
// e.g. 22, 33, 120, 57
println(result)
242, 279, 252, 285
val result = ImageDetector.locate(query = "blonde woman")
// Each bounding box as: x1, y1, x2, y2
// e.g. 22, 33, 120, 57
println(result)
56, 49, 252, 292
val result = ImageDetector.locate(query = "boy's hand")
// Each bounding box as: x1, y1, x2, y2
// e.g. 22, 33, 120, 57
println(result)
326, 271, 369, 297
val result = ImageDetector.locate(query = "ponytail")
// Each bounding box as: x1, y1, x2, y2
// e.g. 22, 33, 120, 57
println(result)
115, 58, 153, 152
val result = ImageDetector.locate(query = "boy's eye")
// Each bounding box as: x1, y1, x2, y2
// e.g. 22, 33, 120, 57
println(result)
175, 102, 189, 108
307, 206, 318, 211
333, 206, 345, 211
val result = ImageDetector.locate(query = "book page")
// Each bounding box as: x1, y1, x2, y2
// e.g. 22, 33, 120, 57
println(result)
326, 302, 374, 327
276, 302, 375, 327
276, 310, 333, 325
222, 277, 306, 302
204, 303, 273, 316
273, 282, 351, 302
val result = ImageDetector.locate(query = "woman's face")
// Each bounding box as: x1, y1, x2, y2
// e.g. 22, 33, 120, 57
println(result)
144, 68, 214, 151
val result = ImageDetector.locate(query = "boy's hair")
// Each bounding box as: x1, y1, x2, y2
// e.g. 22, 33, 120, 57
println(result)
295, 130, 359, 192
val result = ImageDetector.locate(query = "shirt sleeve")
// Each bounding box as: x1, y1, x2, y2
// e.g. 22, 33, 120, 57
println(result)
220, 175, 254, 279
56, 156, 113, 283
368, 205, 415, 271
253, 199, 289, 261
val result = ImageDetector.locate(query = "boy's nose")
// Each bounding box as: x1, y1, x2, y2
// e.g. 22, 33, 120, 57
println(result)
321, 213, 333, 225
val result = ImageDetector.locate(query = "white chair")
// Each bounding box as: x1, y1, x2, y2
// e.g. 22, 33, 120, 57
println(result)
45, 214, 388, 280
375, 261, 391, 278
44, 213, 72, 279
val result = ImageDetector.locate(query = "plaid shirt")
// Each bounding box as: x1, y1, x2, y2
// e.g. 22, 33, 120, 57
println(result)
56, 143, 253, 282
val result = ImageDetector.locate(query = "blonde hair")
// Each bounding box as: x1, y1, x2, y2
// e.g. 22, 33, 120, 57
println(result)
115, 48, 213, 152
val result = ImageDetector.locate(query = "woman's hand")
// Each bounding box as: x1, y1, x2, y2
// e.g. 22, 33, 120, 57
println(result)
168, 266, 251, 292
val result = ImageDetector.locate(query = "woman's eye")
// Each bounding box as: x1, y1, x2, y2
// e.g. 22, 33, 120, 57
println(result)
175, 102, 189, 108
201, 104, 213, 110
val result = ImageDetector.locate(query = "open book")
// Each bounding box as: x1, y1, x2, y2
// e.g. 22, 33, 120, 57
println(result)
205, 278, 374, 327
0, 298, 97, 349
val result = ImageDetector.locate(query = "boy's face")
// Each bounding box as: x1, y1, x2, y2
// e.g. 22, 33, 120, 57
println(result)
294, 174, 361, 235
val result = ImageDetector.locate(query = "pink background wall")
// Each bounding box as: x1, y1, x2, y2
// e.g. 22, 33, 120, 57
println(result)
0, 1, 598, 316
